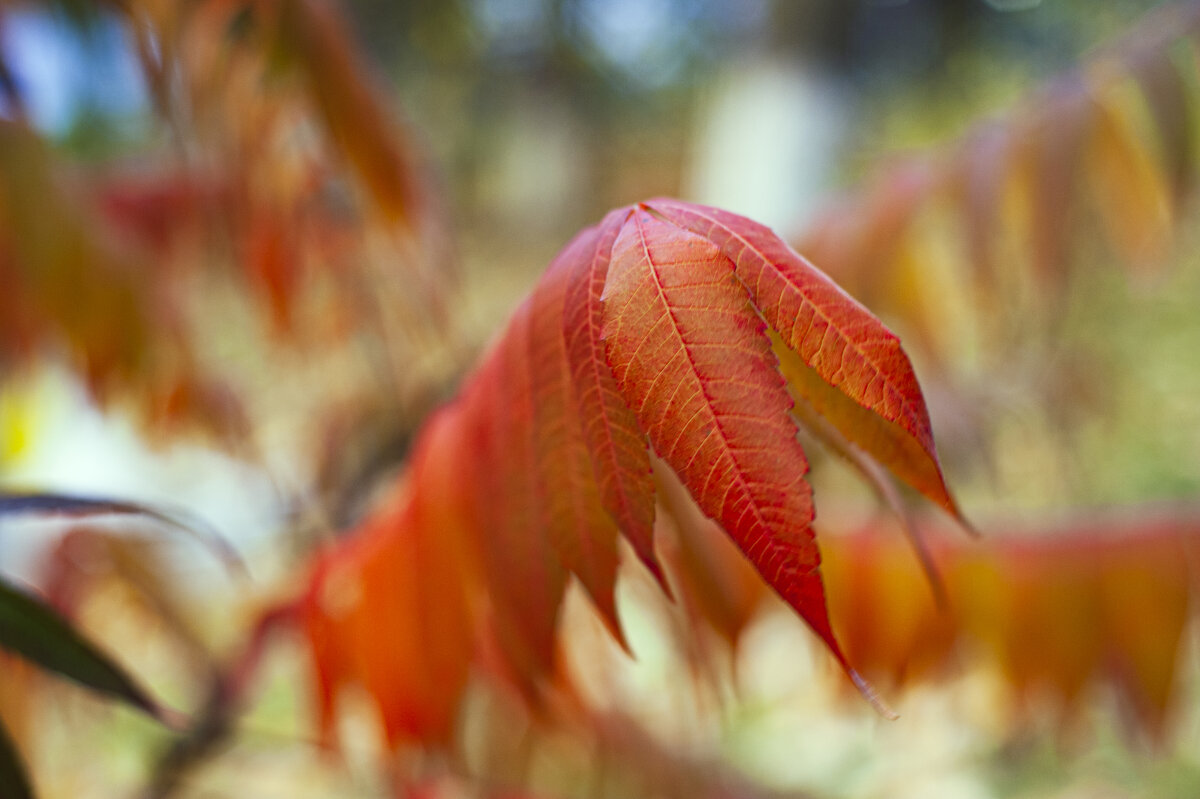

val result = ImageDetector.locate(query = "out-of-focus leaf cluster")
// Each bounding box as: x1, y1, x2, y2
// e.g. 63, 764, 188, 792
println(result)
0, 0, 454, 449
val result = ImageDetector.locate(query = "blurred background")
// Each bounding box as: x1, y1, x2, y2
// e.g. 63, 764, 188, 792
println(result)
3, 0, 1200, 797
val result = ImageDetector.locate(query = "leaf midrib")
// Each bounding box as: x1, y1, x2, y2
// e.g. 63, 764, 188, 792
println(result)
631, 214, 775, 540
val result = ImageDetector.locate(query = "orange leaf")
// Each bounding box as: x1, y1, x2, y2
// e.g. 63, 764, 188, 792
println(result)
302, 410, 477, 748
1084, 86, 1173, 274
275, 0, 424, 227
1127, 43, 1193, 209
1013, 80, 1095, 286
821, 527, 954, 688
296, 198, 951, 733
1099, 531, 1190, 739
645, 198, 961, 521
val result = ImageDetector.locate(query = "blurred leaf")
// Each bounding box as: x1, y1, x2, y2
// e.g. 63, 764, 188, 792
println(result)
823, 509, 1200, 740
1084, 81, 1173, 274
1127, 41, 1194, 208
274, 0, 425, 228
0, 492, 244, 577
0, 719, 33, 799
39, 528, 212, 660
302, 409, 478, 749
792, 3, 1200, 360
0, 575, 174, 725
653, 457, 766, 651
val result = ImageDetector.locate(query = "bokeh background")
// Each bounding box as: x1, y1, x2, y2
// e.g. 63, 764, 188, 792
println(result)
4, 1, 1200, 797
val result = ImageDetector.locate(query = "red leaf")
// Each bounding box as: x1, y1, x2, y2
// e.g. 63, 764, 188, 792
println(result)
600, 210, 842, 670
561, 207, 667, 592
530, 230, 627, 650
463, 309, 567, 698
653, 458, 767, 650
301, 410, 477, 748
645, 198, 961, 522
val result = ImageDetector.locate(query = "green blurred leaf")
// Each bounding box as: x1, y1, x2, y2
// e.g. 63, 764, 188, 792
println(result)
0, 575, 174, 725
0, 720, 34, 799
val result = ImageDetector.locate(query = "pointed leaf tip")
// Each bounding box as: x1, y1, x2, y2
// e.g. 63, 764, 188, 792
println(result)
644, 198, 965, 527
0, 576, 173, 724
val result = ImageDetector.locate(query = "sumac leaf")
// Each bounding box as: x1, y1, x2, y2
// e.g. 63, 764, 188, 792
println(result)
602, 211, 836, 664
467, 310, 568, 696
531, 235, 627, 648
645, 198, 961, 521
1085, 88, 1172, 273
562, 208, 667, 593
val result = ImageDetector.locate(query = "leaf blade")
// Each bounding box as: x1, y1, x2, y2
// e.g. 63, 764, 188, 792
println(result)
464, 307, 568, 696
644, 198, 961, 521
601, 210, 844, 667
0, 720, 34, 799
0, 492, 244, 577
562, 207, 668, 592
0, 575, 174, 725
530, 229, 628, 649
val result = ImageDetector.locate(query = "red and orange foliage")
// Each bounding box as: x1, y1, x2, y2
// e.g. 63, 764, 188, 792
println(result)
822, 508, 1198, 742
296, 198, 963, 748
797, 2, 1200, 361
6, 0, 1200, 795
0, 0, 449, 439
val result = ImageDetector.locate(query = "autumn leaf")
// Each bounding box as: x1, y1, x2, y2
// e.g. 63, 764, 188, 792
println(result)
822, 509, 1200, 740
273, 0, 427, 228
562, 209, 666, 594
785, 3, 1200, 362
1125, 39, 1194, 209
653, 457, 767, 651
302, 409, 478, 747
466, 311, 570, 699
645, 198, 962, 522
290, 197, 951, 742
531, 234, 628, 649
1084, 82, 1173, 274
600, 209, 837, 660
